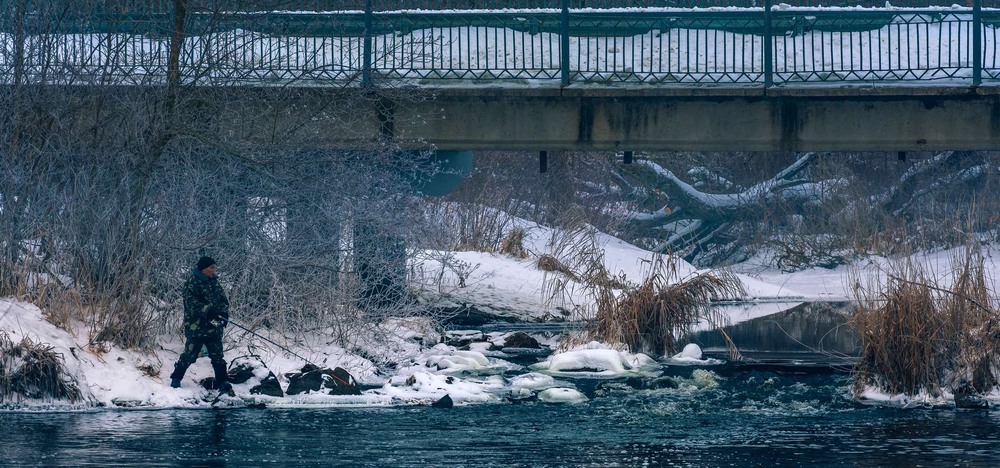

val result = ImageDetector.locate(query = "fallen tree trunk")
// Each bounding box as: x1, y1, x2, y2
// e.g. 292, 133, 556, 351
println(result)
627, 152, 831, 256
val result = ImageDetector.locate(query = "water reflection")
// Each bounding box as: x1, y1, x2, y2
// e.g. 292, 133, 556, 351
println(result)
692, 302, 859, 361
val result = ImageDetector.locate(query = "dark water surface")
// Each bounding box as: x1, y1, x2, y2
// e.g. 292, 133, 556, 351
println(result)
2, 370, 998, 467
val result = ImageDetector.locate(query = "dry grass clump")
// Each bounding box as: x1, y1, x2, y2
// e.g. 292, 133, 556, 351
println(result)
537, 254, 578, 281
941, 250, 1000, 393
499, 228, 529, 258
535, 224, 745, 357
577, 255, 631, 291
851, 250, 1000, 398
0, 331, 82, 403
587, 265, 745, 357
851, 263, 944, 397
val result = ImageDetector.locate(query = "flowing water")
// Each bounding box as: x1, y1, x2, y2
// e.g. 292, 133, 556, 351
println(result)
2, 303, 999, 466
2, 371, 999, 467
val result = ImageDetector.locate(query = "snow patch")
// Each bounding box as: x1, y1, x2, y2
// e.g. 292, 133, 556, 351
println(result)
537, 387, 588, 404
530, 342, 658, 377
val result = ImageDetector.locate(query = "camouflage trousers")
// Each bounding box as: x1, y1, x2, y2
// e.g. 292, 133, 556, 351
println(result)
169, 331, 227, 384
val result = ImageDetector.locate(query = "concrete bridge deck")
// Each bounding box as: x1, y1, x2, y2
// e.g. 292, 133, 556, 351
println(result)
302, 84, 1000, 152
28, 81, 998, 153
7, 3, 1000, 152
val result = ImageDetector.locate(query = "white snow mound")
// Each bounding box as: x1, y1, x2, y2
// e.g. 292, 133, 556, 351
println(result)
538, 387, 588, 404
530, 342, 658, 377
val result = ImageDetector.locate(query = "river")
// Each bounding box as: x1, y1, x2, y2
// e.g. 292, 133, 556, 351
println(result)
3, 303, 998, 466
3, 369, 998, 467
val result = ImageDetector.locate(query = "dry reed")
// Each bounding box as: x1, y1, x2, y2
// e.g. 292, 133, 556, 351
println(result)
850, 249, 1000, 398
0, 331, 82, 402
499, 228, 529, 258
537, 254, 578, 281
941, 249, 999, 393
587, 262, 745, 357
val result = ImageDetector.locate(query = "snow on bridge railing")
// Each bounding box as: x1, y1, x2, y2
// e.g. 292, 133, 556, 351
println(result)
11, 1, 1000, 13
2, 0, 1000, 87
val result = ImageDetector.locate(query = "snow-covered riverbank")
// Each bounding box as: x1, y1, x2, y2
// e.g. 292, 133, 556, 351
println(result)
3, 224, 999, 411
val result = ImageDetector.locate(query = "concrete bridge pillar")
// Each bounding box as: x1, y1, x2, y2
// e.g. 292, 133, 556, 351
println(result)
286, 196, 341, 290
353, 220, 406, 312
352, 150, 472, 312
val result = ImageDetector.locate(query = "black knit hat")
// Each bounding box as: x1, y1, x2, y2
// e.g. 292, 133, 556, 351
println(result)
195, 256, 216, 270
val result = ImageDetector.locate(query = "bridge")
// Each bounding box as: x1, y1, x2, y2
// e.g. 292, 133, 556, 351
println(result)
5, 0, 1000, 151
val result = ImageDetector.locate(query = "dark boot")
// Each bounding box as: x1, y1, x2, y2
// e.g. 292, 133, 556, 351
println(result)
212, 360, 231, 392
169, 361, 190, 388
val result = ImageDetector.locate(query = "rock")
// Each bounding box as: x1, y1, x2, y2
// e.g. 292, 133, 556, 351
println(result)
431, 394, 454, 408
111, 398, 147, 408
196, 356, 284, 397
954, 393, 988, 410
647, 377, 679, 390
623, 377, 645, 389
325, 367, 361, 396
507, 389, 538, 403
538, 387, 588, 404
227, 357, 259, 384
594, 381, 637, 396
250, 372, 283, 397
496, 347, 553, 366
503, 332, 540, 349
198, 377, 217, 391
444, 330, 485, 348
673, 343, 703, 360
285, 364, 360, 396
954, 381, 989, 410
285, 364, 323, 395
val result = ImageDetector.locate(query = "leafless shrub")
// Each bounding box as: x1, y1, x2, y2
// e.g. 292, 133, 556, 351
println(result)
0, 5, 450, 351
765, 235, 849, 272
0, 331, 82, 403
33, 286, 84, 333
428, 202, 517, 253
410, 249, 482, 294
442, 153, 628, 246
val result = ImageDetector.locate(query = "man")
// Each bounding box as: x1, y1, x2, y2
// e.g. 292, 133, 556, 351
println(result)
169, 256, 231, 392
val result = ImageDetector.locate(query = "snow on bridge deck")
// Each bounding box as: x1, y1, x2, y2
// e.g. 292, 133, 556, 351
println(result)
4, 5, 1000, 88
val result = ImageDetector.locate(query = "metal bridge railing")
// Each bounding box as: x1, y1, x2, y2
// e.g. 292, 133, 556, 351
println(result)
1, 0, 999, 87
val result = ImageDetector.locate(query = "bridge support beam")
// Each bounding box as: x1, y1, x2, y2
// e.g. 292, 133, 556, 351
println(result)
17, 85, 1000, 154
385, 87, 1000, 153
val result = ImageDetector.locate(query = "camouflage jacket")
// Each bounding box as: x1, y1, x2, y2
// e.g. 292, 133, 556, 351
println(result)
182, 268, 230, 336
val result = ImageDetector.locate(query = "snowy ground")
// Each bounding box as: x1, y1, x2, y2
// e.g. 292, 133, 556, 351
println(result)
3, 218, 999, 411
413, 216, 818, 324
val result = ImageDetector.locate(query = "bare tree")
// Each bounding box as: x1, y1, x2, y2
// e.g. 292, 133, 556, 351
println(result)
0, 1, 450, 350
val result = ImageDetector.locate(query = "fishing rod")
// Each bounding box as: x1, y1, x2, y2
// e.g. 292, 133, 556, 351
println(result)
226, 318, 353, 387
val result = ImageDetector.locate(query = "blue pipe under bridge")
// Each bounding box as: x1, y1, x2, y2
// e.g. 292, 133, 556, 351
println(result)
407, 150, 473, 196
